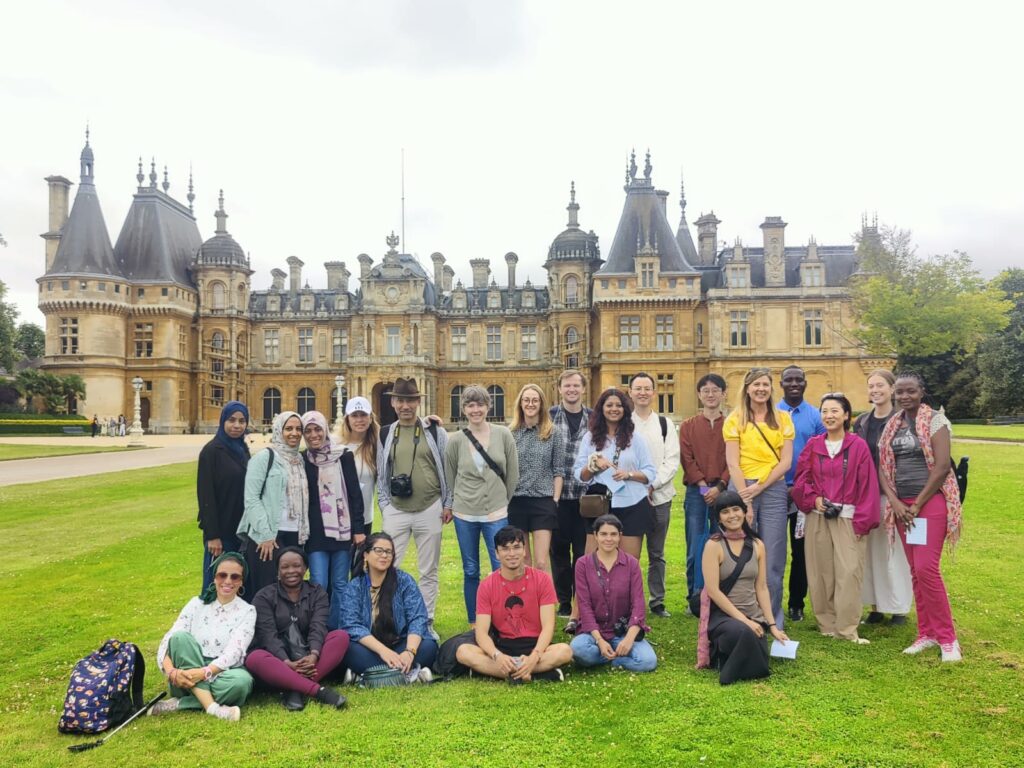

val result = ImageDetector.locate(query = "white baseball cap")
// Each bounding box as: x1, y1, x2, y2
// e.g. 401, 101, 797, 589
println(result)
344, 396, 373, 417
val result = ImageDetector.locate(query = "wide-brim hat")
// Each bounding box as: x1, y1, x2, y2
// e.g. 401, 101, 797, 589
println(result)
383, 377, 423, 399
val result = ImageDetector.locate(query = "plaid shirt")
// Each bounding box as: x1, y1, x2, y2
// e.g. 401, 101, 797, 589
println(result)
550, 405, 592, 500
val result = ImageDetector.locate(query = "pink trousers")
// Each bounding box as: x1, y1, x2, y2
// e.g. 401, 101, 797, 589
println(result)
245, 629, 350, 696
898, 494, 957, 645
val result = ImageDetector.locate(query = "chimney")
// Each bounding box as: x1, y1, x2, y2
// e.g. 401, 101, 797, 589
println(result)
43, 175, 73, 272
696, 211, 721, 266
505, 252, 518, 289
443, 265, 455, 292
431, 252, 446, 289
656, 189, 669, 216
470, 258, 490, 289
286, 256, 304, 293
807, 237, 818, 261
733, 237, 744, 261
325, 261, 348, 291
357, 253, 373, 283
760, 216, 788, 287
271, 268, 287, 291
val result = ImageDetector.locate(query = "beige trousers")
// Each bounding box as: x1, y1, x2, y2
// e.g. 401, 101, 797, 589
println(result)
805, 512, 866, 641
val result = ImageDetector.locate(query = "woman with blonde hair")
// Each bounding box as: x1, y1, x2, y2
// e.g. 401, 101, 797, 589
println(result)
508, 384, 566, 575
722, 368, 794, 629
338, 396, 379, 536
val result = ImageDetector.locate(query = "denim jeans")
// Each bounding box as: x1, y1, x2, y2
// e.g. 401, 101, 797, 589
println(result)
746, 478, 789, 629
343, 636, 439, 676
570, 633, 658, 673
308, 547, 352, 631
201, 532, 242, 593
453, 516, 504, 622
683, 485, 713, 597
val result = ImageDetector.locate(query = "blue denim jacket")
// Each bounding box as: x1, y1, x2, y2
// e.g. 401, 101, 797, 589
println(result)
338, 570, 429, 643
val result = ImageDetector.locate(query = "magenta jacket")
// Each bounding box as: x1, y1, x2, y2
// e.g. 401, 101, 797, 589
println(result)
792, 432, 880, 536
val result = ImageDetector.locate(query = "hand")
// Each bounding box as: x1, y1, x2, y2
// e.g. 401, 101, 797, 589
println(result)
907, 501, 921, 520
615, 637, 635, 657
704, 486, 721, 505
379, 647, 404, 670
814, 497, 826, 513
739, 482, 762, 502
295, 655, 319, 677
597, 638, 616, 660
512, 652, 540, 680
493, 651, 518, 677
442, 507, 453, 524
427, 414, 445, 427
747, 619, 765, 638
770, 626, 790, 643
175, 667, 201, 690
611, 468, 630, 481
746, 505, 755, 526
257, 539, 278, 561
353, 533, 366, 546
206, 538, 223, 557
594, 456, 613, 471
395, 649, 415, 674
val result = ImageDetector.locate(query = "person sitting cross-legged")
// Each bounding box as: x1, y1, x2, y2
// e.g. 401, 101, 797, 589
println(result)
455, 525, 573, 683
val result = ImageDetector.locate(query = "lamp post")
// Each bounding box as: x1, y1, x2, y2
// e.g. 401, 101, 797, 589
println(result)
128, 376, 145, 446
334, 372, 346, 432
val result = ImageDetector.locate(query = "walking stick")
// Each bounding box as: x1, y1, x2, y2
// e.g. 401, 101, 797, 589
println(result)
67, 691, 166, 753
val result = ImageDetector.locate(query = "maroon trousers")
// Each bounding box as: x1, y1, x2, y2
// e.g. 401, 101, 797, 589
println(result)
245, 629, 350, 696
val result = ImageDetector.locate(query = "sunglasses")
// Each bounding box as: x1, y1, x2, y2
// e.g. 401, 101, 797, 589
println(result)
369, 547, 394, 557
215, 572, 243, 582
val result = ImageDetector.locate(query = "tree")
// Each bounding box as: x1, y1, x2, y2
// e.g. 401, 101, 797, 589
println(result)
14, 369, 83, 414
60, 373, 86, 413
15, 323, 45, 360
976, 269, 1024, 417
0, 280, 18, 374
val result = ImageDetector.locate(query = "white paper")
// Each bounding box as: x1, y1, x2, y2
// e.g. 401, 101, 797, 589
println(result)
905, 518, 928, 546
770, 640, 799, 659
594, 468, 625, 493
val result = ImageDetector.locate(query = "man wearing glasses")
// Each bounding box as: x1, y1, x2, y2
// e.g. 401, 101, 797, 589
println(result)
456, 526, 573, 682
678, 374, 730, 600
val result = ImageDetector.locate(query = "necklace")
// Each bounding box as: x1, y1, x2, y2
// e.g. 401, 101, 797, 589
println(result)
499, 569, 529, 597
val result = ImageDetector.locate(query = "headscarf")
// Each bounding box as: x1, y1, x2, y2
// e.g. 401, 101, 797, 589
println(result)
301, 411, 352, 541
877, 403, 962, 552
199, 551, 247, 604
215, 401, 250, 463
270, 411, 310, 545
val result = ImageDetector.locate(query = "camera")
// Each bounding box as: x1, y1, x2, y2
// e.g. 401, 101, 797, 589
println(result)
822, 499, 843, 520
613, 616, 645, 641
390, 474, 414, 498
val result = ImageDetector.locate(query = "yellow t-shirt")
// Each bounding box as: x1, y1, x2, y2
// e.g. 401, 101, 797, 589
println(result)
722, 409, 795, 483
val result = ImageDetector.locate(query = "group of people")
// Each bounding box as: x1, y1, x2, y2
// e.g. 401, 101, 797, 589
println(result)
151, 365, 963, 719
90, 414, 126, 437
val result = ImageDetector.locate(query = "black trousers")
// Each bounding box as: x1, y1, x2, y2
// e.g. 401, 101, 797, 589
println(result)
788, 502, 807, 611
551, 499, 588, 607
708, 613, 770, 685
242, 530, 300, 598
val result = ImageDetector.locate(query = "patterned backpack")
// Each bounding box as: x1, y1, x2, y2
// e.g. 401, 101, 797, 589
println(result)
58, 639, 146, 734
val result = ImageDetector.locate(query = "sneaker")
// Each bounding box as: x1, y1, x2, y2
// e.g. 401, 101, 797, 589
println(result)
148, 697, 180, 716
282, 690, 305, 711
314, 686, 347, 709
207, 704, 241, 722
650, 604, 672, 619
903, 637, 938, 655
532, 668, 564, 683
557, 603, 573, 618
404, 665, 422, 684
788, 607, 804, 622
851, 637, 871, 645
342, 668, 355, 686
563, 619, 578, 635
417, 667, 434, 684
889, 614, 907, 626
863, 611, 885, 624
940, 642, 963, 662
426, 621, 440, 642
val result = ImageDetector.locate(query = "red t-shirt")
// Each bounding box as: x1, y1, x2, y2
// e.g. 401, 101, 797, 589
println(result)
476, 566, 557, 639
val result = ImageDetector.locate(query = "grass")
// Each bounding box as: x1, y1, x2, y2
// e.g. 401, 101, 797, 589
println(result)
0, 444, 138, 461
2, 441, 1023, 767
951, 424, 1024, 442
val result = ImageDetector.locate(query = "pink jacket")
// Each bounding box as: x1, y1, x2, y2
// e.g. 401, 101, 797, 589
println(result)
792, 432, 880, 536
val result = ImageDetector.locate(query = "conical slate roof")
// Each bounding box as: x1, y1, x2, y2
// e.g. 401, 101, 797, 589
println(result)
114, 180, 202, 286
675, 177, 700, 265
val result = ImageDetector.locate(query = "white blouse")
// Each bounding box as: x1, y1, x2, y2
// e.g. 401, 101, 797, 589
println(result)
157, 596, 256, 672
346, 442, 376, 529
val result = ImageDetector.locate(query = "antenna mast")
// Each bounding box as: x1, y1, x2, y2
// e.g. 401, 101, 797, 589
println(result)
401, 148, 406, 254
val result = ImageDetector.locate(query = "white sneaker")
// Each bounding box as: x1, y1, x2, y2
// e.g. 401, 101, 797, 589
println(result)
903, 637, 938, 655
404, 665, 421, 684
417, 667, 434, 684
147, 697, 179, 716
206, 704, 241, 722
426, 621, 440, 642
342, 668, 355, 686
940, 642, 963, 662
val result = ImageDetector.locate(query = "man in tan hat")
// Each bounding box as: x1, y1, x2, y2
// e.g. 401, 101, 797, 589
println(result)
376, 378, 451, 641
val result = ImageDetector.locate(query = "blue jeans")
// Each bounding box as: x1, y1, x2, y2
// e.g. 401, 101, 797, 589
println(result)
570, 634, 658, 673
343, 636, 439, 675
201, 532, 242, 593
453, 516, 504, 622
744, 478, 789, 629
683, 485, 713, 597
308, 548, 352, 631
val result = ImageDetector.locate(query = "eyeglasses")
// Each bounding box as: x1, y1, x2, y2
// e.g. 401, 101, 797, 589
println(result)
698, 387, 723, 395
215, 572, 243, 582
520, 398, 541, 405
369, 547, 394, 557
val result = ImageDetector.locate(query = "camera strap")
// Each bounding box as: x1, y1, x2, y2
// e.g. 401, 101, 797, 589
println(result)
390, 423, 421, 476
817, 446, 849, 505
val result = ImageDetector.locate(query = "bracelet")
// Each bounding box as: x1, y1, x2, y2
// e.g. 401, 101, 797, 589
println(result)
766, 623, 776, 628
404, 647, 418, 656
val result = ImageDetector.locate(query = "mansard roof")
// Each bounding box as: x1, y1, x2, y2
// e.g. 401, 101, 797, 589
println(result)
113, 187, 202, 286
716, 245, 858, 288
437, 285, 550, 312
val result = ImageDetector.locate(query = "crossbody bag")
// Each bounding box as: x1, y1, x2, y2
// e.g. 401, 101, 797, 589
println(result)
462, 429, 505, 482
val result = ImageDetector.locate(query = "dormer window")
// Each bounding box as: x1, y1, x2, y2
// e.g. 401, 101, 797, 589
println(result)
522, 292, 534, 308
267, 296, 280, 312
641, 263, 655, 288
453, 293, 466, 310
802, 265, 824, 287
488, 293, 500, 309
301, 295, 314, 312
728, 266, 748, 288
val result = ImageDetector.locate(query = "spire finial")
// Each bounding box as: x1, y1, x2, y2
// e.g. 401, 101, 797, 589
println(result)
136, 156, 145, 188
84, 123, 90, 146
149, 157, 158, 189
644, 149, 652, 180
570, 180, 576, 204
214, 189, 228, 234
679, 171, 687, 213
566, 181, 580, 228
187, 165, 195, 212
162, 165, 170, 193
629, 149, 637, 181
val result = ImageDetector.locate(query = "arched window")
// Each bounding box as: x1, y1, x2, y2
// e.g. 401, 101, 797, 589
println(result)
262, 387, 281, 423
564, 275, 579, 305
450, 385, 464, 421
565, 326, 579, 346
297, 387, 316, 414
487, 385, 505, 422
211, 331, 225, 350
210, 281, 226, 310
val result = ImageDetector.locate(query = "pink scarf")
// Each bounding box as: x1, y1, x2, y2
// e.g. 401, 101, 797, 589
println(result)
877, 403, 962, 552
695, 530, 750, 670
300, 411, 352, 541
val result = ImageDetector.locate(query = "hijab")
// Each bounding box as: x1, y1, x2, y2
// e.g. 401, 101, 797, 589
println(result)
215, 401, 250, 463
199, 551, 247, 604
270, 411, 310, 545
300, 411, 352, 541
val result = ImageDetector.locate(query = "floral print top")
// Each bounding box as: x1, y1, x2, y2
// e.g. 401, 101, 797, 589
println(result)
157, 596, 256, 672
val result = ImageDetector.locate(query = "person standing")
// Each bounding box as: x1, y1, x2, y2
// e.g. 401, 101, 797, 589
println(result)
853, 369, 912, 624
679, 374, 730, 600
777, 366, 826, 623
376, 378, 451, 641
338, 396, 379, 537
549, 370, 592, 618
629, 372, 679, 618
90, 414, 99, 438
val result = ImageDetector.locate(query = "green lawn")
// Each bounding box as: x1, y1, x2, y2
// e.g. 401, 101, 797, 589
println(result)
0, 444, 139, 461
952, 424, 1024, 442
2, 442, 1023, 767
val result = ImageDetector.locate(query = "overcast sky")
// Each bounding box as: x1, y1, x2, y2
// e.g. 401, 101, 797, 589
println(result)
2, 0, 1021, 326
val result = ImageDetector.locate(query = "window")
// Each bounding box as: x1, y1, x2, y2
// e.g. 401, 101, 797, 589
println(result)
211, 386, 224, 406
97, 282, 106, 291
210, 282, 226, 309
178, 325, 187, 358
486, 325, 502, 360
657, 373, 675, 414
730, 311, 749, 347
298, 328, 313, 362
47, 282, 54, 291
696, 322, 704, 346
161, 287, 169, 297
137, 288, 145, 297
804, 309, 824, 346
262, 388, 282, 422
803, 265, 824, 287
565, 326, 579, 347
178, 383, 186, 421
488, 293, 500, 309
618, 279, 627, 289
211, 358, 224, 381
114, 284, 121, 294
264, 329, 280, 363
641, 263, 654, 288
61, 280, 70, 290
297, 387, 316, 413
487, 385, 505, 421
521, 291, 534, 308
564, 275, 579, 304
238, 335, 247, 360
450, 385, 464, 421
655, 315, 674, 351
451, 327, 467, 362
619, 316, 640, 350
134, 323, 154, 357
728, 267, 748, 288
59, 317, 79, 354
332, 328, 348, 363
211, 331, 225, 350
386, 326, 401, 356
520, 325, 537, 360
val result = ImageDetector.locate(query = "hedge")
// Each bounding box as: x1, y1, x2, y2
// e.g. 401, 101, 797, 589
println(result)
0, 414, 90, 423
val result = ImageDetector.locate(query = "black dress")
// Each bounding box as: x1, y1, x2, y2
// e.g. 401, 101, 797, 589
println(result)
707, 539, 771, 685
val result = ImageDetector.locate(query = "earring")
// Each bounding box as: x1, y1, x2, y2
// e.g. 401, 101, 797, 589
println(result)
238, 585, 246, 597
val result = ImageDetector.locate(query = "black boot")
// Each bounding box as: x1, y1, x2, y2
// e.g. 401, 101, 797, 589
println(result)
315, 686, 347, 709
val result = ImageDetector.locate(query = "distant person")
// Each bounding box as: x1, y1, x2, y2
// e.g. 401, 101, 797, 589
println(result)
118, 414, 126, 437
878, 372, 963, 662
197, 401, 251, 592
90, 415, 99, 438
